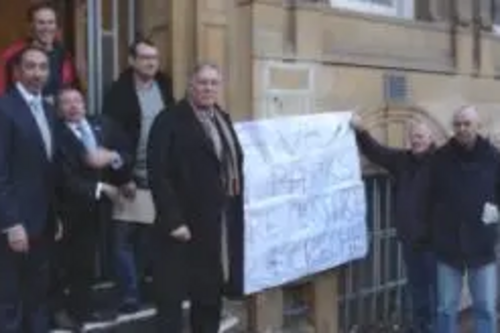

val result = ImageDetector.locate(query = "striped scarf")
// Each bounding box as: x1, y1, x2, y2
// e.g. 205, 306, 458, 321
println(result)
213, 109, 241, 197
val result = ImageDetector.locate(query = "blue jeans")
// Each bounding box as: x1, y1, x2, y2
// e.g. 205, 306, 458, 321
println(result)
436, 262, 497, 333
402, 244, 436, 333
113, 222, 153, 303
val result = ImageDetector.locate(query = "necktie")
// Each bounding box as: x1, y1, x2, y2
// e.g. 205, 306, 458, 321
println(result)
76, 122, 97, 151
30, 98, 52, 158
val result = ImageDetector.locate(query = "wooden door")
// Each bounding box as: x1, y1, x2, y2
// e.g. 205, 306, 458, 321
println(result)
0, 0, 32, 52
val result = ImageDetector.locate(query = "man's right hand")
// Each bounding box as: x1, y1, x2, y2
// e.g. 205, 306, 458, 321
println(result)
7, 225, 29, 253
121, 181, 137, 200
101, 183, 120, 202
170, 225, 191, 242
85, 148, 116, 169
350, 113, 363, 131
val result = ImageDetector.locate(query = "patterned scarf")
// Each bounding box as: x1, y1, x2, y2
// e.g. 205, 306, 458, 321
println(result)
213, 108, 241, 197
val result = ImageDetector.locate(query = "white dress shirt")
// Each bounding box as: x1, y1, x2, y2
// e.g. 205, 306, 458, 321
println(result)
66, 119, 123, 200
16, 82, 53, 158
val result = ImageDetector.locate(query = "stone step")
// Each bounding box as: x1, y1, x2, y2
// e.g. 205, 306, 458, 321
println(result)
51, 302, 241, 333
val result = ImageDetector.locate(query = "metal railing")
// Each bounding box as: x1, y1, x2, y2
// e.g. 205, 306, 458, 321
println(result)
90, 173, 407, 331
338, 174, 406, 332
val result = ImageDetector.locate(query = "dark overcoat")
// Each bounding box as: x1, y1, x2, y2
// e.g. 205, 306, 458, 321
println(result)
147, 99, 245, 297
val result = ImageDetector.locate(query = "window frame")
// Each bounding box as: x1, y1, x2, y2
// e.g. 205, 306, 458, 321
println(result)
493, 0, 500, 34
328, 0, 414, 19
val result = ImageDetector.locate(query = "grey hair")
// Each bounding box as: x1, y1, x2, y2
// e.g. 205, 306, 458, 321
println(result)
188, 62, 221, 82
186, 62, 222, 98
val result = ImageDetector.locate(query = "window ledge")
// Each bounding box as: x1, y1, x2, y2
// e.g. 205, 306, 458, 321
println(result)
252, 0, 449, 32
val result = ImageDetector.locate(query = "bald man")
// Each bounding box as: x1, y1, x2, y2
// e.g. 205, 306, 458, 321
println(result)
426, 106, 499, 333
351, 116, 437, 333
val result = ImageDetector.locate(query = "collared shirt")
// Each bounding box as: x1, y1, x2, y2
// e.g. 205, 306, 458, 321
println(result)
67, 118, 97, 150
16, 82, 42, 103
66, 117, 122, 199
66, 118, 123, 170
16, 82, 52, 158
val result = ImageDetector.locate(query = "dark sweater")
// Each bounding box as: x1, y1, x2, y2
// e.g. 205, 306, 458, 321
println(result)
427, 136, 500, 269
355, 129, 434, 247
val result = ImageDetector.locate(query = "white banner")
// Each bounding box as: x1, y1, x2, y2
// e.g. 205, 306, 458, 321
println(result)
235, 112, 368, 294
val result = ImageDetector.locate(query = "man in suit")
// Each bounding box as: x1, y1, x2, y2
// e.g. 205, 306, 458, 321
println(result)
54, 87, 132, 328
147, 63, 244, 333
0, 46, 58, 333
102, 38, 174, 312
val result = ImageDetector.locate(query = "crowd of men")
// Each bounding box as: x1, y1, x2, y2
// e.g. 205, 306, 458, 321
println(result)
352, 107, 500, 333
0, 2, 244, 333
1, 2, 500, 333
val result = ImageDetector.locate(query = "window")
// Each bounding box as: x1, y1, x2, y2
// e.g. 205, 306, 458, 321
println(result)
493, 0, 500, 33
328, 0, 414, 19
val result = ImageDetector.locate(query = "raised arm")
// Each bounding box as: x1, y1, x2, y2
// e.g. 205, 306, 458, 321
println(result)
354, 129, 407, 173
350, 114, 406, 173
56, 142, 99, 201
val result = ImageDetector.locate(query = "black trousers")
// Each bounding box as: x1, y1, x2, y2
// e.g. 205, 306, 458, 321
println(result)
152, 237, 223, 333
0, 236, 50, 333
54, 213, 100, 319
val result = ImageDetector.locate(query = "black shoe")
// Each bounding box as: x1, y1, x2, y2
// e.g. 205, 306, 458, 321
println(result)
118, 299, 141, 314
52, 310, 83, 331
76, 310, 116, 324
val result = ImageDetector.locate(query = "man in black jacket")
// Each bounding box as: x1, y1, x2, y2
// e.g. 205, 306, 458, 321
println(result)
55, 87, 132, 327
427, 106, 499, 333
102, 38, 174, 312
351, 115, 436, 333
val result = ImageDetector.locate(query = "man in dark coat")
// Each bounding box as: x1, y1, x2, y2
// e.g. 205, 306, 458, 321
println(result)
147, 63, 244, 333
426, 106, 500, 333
351, 115, 436, 333
53, 87, 132, 328
102, 38, 174, 312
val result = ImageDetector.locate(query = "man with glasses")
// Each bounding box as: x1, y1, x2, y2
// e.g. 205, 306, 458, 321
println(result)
102, 38, 174, 313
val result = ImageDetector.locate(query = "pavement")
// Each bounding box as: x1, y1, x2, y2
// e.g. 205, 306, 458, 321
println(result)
50, 299, 484, 333
51, 300, 244, 333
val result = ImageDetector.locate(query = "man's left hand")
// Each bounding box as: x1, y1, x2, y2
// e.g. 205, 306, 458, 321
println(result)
55, 220, 64, 242
121, 181, 137, 200
85, 147, 117, 169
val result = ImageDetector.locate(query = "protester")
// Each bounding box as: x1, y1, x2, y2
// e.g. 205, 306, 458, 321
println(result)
351, 115, 437, 333
426, 106, 499, 333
